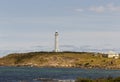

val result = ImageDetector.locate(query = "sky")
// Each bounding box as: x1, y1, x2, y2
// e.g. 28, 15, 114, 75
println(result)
0, 0, 120, 56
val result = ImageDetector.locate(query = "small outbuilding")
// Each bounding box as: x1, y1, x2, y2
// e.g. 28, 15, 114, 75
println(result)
107, 51, 119, 59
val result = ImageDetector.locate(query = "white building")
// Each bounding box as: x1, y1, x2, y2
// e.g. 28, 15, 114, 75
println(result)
107, 51, 119, 59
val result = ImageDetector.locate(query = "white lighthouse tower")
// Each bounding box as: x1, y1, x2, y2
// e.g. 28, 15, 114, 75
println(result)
54, 32, 59, 52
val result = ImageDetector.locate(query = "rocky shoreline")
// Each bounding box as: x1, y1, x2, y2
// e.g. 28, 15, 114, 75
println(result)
34, 78, 75, 82
1, 64, 120, 70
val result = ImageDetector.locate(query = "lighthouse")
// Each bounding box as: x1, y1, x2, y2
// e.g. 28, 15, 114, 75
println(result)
55, 32, 59, 52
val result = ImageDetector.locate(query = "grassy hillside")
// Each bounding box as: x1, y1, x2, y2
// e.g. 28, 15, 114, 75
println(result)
0, 52, 120, 69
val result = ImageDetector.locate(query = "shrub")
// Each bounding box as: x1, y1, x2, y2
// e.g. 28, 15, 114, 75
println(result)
84, 63, 90, 67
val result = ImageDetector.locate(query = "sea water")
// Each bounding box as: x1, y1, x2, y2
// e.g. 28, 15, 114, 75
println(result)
0, 66, 120, 82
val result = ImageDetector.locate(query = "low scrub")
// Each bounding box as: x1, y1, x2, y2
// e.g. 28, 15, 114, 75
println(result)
75, 77, 120, 82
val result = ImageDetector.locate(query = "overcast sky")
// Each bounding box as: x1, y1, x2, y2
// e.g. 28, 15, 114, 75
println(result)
0, 0, 120, 54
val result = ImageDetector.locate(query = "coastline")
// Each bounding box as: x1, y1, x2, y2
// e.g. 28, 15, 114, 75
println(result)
0, 52, 120, 70
0, 64, 120, 70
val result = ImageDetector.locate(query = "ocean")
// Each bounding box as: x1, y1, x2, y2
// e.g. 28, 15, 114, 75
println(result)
0, 66, 120, 82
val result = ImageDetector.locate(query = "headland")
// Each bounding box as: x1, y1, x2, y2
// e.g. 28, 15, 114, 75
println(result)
0, 52, 120, 69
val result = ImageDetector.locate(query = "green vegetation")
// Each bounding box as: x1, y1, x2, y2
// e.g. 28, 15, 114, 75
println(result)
0, 52, 120, 69
75, 77, 120, 82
